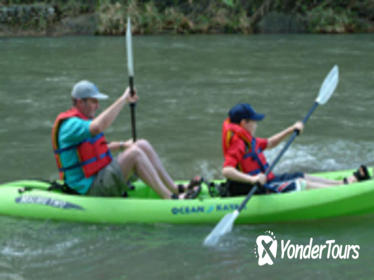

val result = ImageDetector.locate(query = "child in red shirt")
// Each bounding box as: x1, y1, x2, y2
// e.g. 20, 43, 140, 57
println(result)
222, 103, 369, 196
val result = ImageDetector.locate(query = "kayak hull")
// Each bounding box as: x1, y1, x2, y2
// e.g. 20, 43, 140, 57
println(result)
0, 169, 373, 224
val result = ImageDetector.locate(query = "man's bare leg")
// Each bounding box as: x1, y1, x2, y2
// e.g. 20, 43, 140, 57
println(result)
135, 139, 180, 193
117, 145, 173, 199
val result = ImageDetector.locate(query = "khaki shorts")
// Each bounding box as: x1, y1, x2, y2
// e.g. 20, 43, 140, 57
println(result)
87, 157, 128, 197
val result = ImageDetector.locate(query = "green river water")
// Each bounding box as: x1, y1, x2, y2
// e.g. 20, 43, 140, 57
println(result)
0, 34, 373, 279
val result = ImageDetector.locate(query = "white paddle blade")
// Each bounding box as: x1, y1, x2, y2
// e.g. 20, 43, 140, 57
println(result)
203, 210, 239, 247
126, 17, 134, 77
316, 65, 339, 105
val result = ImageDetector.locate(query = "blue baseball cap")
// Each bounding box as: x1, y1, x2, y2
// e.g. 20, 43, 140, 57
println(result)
228, 103, 265, 123
71, 80, 108, 100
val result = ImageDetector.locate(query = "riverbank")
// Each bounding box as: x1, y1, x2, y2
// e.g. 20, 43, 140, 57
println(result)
1, 0, 374, 36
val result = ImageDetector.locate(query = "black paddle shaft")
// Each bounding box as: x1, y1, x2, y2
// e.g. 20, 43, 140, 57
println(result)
238, 101, 320, 212
129, 76, 137, 142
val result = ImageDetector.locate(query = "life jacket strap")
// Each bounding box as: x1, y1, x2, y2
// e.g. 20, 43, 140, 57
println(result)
54, 133, 104, 154
58, 151, 112, 172
243, 138, 268, 172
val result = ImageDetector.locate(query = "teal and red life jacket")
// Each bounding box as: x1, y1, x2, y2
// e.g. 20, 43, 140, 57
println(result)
222, 118, 275, 180
51, 107, 112, 180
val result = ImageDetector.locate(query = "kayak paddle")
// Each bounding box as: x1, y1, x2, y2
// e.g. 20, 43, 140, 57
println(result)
203, 65, 339, 247
126, 17, 137, 142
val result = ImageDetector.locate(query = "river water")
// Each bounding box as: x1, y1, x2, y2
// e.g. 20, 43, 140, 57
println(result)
0, 34, 373, 279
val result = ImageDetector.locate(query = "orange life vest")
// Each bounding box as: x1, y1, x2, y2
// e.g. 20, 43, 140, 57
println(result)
222, 118, 274, 180
51, 107, 112, 180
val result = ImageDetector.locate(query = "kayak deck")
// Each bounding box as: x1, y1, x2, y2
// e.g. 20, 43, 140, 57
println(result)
0, 169, 373, 224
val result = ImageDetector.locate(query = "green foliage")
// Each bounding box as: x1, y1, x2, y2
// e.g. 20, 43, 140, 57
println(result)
221, 0, 235, 8
97, 1, 126, 35
1, 0, 373, 35
308, 7, 354, 33
96, 0, 251, 35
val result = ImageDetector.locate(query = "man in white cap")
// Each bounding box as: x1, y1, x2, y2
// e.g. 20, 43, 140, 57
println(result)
51, 80, 201, 199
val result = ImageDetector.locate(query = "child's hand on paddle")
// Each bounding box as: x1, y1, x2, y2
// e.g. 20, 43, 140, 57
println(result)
256, 173, 267, 186
293, 121, 304, 134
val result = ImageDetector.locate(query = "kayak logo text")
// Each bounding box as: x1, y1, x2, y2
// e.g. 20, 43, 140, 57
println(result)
171, 203, 245, 215
254, 231, 360, 266
15, 195, 84, 210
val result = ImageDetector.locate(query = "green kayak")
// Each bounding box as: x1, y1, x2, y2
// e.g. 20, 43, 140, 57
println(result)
0, 169, 373, 224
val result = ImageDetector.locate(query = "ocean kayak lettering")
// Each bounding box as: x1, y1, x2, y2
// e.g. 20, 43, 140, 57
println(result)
15, 196, 84, 210
171, 203, 241, 215
172, 206, 205, 215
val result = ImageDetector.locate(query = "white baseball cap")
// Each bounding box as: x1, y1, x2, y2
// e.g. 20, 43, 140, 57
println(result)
71, 80, 108, 100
